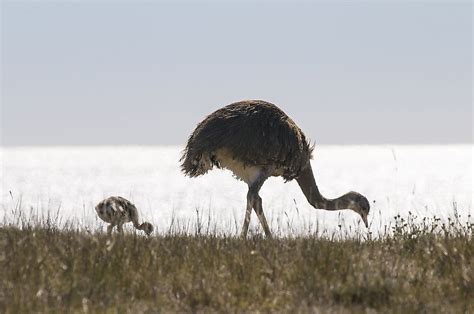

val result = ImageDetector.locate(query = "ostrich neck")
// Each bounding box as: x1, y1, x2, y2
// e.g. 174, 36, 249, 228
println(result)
295, 164, 349, 210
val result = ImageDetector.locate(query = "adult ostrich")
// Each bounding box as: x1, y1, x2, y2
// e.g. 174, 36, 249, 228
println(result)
181, 100, 370, 237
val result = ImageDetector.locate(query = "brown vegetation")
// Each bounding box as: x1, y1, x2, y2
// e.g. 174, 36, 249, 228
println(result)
0, 214, 472, 313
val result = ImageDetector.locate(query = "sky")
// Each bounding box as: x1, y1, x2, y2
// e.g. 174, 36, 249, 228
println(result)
1, 1, 472, 146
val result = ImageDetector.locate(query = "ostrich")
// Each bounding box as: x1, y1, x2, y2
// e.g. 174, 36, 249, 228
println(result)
181, 100, 370, 237
95, 196, 154, 236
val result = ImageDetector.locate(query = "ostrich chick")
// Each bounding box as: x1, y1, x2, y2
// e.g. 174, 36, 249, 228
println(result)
95, 196, 154, 236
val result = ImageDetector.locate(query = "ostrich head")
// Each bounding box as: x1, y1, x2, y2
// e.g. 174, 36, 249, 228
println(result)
345, 192, 370, 228
140, 222, 154, 236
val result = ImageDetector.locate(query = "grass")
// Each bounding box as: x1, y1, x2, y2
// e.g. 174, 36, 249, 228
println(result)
0, 213, 473, 313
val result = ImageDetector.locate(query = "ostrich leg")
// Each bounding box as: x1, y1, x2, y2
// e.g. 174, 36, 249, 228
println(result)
253, 193, 272, 238
107, 224, 115, 235
240, 197, 253, 237
241, 171, 270, 238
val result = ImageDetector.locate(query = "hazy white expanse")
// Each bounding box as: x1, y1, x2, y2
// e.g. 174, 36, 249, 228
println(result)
1, 145, 472, 237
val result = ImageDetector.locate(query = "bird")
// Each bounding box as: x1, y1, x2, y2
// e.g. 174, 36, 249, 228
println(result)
95, 196, 154, 236
180, 100, 370, 237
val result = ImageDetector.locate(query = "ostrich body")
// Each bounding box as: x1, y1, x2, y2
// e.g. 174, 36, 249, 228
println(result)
181, 100, 370, 237
95, 196, 154, 235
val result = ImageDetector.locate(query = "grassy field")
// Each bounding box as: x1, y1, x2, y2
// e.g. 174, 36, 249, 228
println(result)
0, 214, 473, 313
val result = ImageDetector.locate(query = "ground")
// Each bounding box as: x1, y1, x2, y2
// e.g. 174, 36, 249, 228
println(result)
0, 215, 472, 313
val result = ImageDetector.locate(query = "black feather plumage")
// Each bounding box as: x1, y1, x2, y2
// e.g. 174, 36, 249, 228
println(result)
180, 100, 314, 181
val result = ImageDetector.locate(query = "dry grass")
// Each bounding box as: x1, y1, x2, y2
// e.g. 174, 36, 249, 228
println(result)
0, 213, 473, 313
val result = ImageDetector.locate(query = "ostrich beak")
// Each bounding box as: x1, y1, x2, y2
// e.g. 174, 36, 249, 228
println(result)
361, 214, 369, 228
